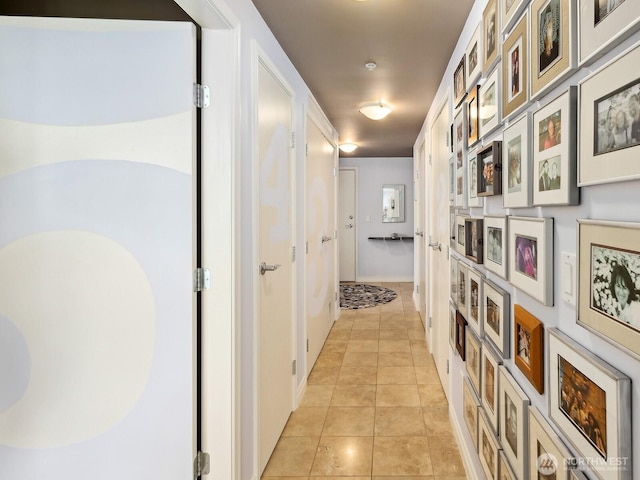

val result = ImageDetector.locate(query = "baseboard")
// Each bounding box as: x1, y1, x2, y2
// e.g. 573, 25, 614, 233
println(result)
449, 404, 482, 480
357, 276, 414, 283
295, 377, 307, 408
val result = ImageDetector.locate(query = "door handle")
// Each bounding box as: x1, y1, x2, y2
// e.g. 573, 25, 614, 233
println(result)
415, 230, 423, 237
259, 262, 282, 275
428, 242, 441, 251
321, 235, 333, 243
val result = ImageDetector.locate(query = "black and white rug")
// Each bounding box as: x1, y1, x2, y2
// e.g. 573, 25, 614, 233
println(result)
340, 283, 398, 309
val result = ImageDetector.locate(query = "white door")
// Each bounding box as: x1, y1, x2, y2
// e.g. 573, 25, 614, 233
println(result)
428, 98, 451, 400
0, 17, 196, 478
416, 142, 427, 327
306, 115, 336, 372
256, 52, 295, 474
339, 168, 356, 282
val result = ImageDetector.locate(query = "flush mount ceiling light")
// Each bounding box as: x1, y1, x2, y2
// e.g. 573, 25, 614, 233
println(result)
359, 102, 392, 120
365, 61, 377, 71
339, 143, 358, 153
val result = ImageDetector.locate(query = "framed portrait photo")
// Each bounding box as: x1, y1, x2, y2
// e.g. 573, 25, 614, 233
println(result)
456, 309, 468, 360
468, 84, 480, 147
449, 300, 458, 352
478, 408, 501, 480
533, 87, 579, 206
483, 0, 501, 75
454, 107, 469, 207
498, 365, 530, 480
529, 406, 574, 480
578, 219, 640, 359
454, 55, 467, 108
501, 0, 529, 34
498, 450, 517, 480
484, 215, 508, 279
466, 327, 482, 397
455, 214, 468, 256
465, 217, 484, 264
508, 216, 554, 306
579, 0, 640, 66
502, 112, 532, 208
578, 41, 640, 186
548, 328, 632, 480
457, 260, 469, 313
502, 12, 529, 119
530, 0, 577, 99
514, 304, 544, 393
467, 148, 484, 207
466, 22, 483, 88
480, 340, 503, 434
480, 63, 502, 138
467, 268, 484, 337
450, 254, 459, 306
483, 279, 511, 357
477, 141, 503, 197
463, 375, 481, 450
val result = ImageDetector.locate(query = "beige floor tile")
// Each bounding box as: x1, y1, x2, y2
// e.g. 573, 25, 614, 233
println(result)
372, 477, 432, 480
376, 385, 421, 406
353, 319, 380, 330
380, 313, 405, 323
314, 351, 344, 368
310, 436, 373, 476
379, 319, 408, 330
300, 385, 335, 407
331, 384, 376, 406
322, 406, 375, 436
342, 351, 378, 367
338, 366, 378, 385
372, 437, 433, 476
377, 366, 416, 385
375, 406, 426, 436
427, 435, 466, 477
406, 319, 424, 329
378, 351, 414, 367
379, 328, 409, 340
262, 436, 319, 477
356, 309, 381, 320
379, 339, 412, 352
417, 384, 448, 407
349, 329, 380, 340
308, 366, 340, 385
327, 329, 351, 341
412, 350, 432, 367
282, 407, 328, 436
408, 328, 427, 340
331, 320, 354, 331
423, 407, 452, 435
415, 366, 441, 384
321, 340, 347, 353
346, 340, 379, 352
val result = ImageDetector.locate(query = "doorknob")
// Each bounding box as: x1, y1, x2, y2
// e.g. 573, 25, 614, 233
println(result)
415, 230, 423, 237
259, 262, 281, 275
428, 242, 441, 251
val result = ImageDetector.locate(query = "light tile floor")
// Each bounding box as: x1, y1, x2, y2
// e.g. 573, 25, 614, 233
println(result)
261, 282, 467, 480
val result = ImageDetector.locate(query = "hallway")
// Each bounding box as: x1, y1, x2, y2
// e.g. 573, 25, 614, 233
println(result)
261, 283, 466, 479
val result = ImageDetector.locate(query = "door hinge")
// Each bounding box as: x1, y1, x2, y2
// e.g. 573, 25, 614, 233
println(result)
305, 143, 308, 157
193, 268, 211, 292
305, 241, 309, 254
334, 229, 338, 239
193, 83, 210, 108
446, 359, 450, 374
428, 153, 433, 165
292, 359, 297, 375
291, 131, 296, 149
416, 285, 420, 294
416, 169, 420, 179
194, 451, 210, 479
306, 339, 309, 352
428, 316, 432, 328
335, 291, 338, 301
292, 246, 296, 261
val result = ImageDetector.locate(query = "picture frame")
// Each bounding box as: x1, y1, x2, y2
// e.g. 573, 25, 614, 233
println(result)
449, 156, 455, 204
454, 55, 467, 108
502, 11, 529, 119
578, 41, 640, 186
457, 260, 469, 313
501, 0, 528, 34
529, 406, 573, 480
479, 408, 501, 480
465, 217, 484, 264
454, 106, 469, 207
533, 87, 579, 206
463, 375, 481, 451
450, 254, 459, 306
466, 22, 483, 88
508, 216, 554, 306
530, 0, 577, 99
498, 450, 517, 480
467, 267, 484, 337
456, 309, 468, 360
514, 304, 544, 393
483, 278, 511, 357
570, 469, 590, 480
481, 340, 503, 434
480, 63, 502, 138
450, 208, 457, 247
455, 214, 468, 255
577, 219, 640, 359
467, 148, 484, 207
466, 327, 482, 397
579, 0, 640, 66
449, 300, 458, 353
548, 328, 632, 480
498, 365, 530, 480
483, 0, 500, 75
502, 112, 532, 208
484, 215, 508, 279
467, 84, 480, 147
477, 140, 503, 196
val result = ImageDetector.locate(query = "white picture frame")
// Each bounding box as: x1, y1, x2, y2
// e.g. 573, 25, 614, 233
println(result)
498, 365, 530, 480
463, 375, 481, 450
455, 214, 468, 256
480, 63, 502, 138
450, 254, 459, 307
466, 22, 484, 89
501, 0, 529, 34
467, 148, 484, 207
502, 113, 532, 208
449, 156, 455, 205
481, 340, 502, 433
484, 215, 508, 279
467, 267, 484, 337
454, 106, 468, 206
449, 300, 458, 352
484, 0, 501, 75
466, 327, 482, 398
457, 260, 469, 313
529, 406, 573, 480
479, 408, 502, 480
548, 328, 632, 480
499, 450, 517, 480
532, 87, 579, 206
483, 278, 511, 357
508, 216, 554, 306
578, 41, 640, 186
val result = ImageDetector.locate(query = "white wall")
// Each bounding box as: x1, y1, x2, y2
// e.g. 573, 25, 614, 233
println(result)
416, 1, 640, 478
339, 157, 414, 282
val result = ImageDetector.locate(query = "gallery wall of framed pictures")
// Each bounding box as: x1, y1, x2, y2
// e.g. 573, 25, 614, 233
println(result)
430, 0, 640, 479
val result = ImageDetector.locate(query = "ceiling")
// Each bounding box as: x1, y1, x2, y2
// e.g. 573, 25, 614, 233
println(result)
252, 0, 474, 157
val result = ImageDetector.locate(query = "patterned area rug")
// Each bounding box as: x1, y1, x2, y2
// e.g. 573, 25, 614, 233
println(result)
340, 283, 398, 309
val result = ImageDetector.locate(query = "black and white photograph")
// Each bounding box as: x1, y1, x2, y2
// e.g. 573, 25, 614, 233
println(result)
507, 136, 522, 193
515, 235, 537, 280
538, 156, 561, 191
595, 78, 640, 154
539, 109, 562, 151
538, 0, 561, 75
595, 0, 626, 25
590, 245, 640, 330
487, 227, 503, 265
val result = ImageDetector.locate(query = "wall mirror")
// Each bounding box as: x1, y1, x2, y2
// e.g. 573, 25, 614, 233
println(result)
382, 184, 405, 223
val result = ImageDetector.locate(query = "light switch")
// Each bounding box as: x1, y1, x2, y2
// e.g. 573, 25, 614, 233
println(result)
561, 252, 576, 305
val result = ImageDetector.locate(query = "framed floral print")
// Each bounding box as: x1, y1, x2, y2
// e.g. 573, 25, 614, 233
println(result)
502, 12, 529, 119
481, 340, 502, 433
483, 279, 510, 357
484, 0, 500, 75
480, 63, 501, 138
529, 406, 573, 479
466, 22, 483, 88
498, 365, 530, 480
484, 215, 508, 279
502, 112, 532, 208
514, 304, 544, 393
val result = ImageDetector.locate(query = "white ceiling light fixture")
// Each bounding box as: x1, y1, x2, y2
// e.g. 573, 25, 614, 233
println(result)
359, 101, 392, 120
339, 143, 358, 153
365, 61, 377, 71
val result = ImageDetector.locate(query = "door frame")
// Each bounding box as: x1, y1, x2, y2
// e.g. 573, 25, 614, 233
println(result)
338, 167, 358, 283
250, 41, 297, 475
